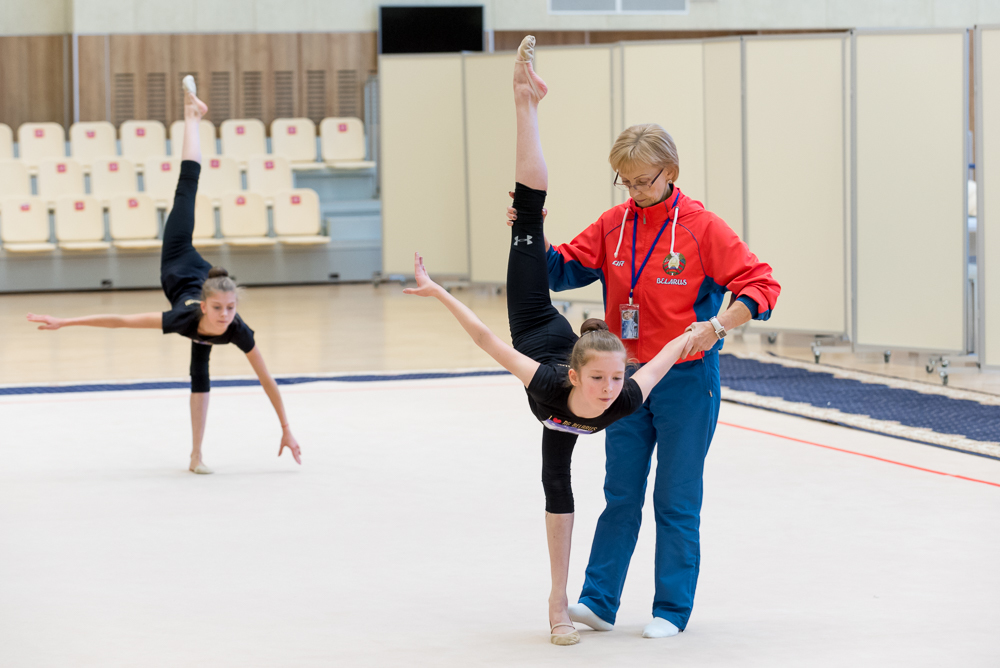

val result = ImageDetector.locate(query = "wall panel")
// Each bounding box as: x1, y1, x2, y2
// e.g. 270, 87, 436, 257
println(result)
854, 31, 967, 352
623, 41, 706, 203
979, 27, 1000, 367
380, 54, 468, 276
77, 35, 109, 122
535, 45, 615, 304
466, 52, 517, 284
300, 33, 376, 126
703, 38, 743, 237
170, 34, 236, 127
745, 35, 847, 334
0, 35, 68, 130
109, 34, 174, 128
235, 33, 300, 124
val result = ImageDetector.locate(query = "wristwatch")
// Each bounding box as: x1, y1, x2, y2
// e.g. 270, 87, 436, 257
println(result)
708, 316, 727, 339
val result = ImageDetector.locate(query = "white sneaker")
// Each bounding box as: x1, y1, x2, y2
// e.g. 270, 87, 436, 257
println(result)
568, 603, 614, 632
642, 617, 679, 638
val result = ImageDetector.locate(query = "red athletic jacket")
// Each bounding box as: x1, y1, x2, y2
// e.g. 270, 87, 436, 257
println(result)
546, 187, 780, 363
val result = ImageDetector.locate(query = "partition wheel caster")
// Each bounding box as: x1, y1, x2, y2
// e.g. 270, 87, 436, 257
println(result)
767, 333, 778, 345
583, 309, 591, 320
940, 370, 949, 386
884, 350, 891, 364
811, 344, 821, 364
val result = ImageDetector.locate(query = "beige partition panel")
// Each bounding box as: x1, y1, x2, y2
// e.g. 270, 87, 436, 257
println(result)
978, 27, 1000, 367
854, 31, 968, 352
623, 41, 706, 204
535, 45, 615, 304
745, 35, 847, 334
380, 54, 468, 277
703, 38, 744, 238
466, 53, 517, 284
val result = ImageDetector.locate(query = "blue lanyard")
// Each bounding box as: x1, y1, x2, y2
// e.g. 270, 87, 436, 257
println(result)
629, 191, 680, 304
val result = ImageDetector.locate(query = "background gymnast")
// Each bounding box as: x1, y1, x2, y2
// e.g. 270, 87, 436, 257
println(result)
403, 36, 693, 646
27, 77, 302, 475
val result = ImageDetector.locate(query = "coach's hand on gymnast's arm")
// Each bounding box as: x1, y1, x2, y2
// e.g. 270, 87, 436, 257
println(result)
683, 300, 752, 356
27, 312, 162, 330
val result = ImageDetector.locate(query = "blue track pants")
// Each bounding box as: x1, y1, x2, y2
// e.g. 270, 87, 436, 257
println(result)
578, 350, 721, 630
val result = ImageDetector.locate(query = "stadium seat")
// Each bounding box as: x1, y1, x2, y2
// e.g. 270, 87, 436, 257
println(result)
120, 120, 167, 169
90, 157, 138, 201
55, 196, 110, 251
0, 123, 13, 160
270, 118, 320, 167
0, 197, 55, 253
109, 194, 161, 250
273, 189, 329, 245
70, 122, 118, 168
142, 156, 180, 207
246, 154, 293, 204
192, 194, 223, 248
170, 119, 217, 158
320, 117, 375, 169
220, 119, 266, 165
18, 123, 66, 170
219, 191, 275, 246
0, 160, 32, 197
37, 159, 85, 202
199, 156, 242, 201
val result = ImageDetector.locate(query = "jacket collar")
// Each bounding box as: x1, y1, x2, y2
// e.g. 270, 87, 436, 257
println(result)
626, 185, 683, 223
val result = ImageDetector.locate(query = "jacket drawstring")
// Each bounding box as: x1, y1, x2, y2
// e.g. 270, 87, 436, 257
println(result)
668, 204, 679, 260
613, 206, 629, 259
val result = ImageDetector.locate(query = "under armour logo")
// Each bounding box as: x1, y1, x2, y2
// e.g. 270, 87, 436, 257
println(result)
513, 235, 533, 246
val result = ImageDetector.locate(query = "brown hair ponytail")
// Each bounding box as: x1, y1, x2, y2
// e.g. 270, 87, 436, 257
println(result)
201, 266, 241, 301
568, 319, 626, 378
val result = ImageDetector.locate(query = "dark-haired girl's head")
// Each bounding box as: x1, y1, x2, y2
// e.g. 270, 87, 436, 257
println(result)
566, 318, 628, 413
199, 267, 241, 331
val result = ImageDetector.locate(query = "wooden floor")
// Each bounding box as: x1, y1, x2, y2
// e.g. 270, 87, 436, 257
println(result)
2, 283, 999, 394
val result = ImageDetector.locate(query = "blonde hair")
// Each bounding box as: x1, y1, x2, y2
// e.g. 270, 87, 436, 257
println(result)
201, 266, 241, 301
568, 319, 627, 380
609, 123, 679, 182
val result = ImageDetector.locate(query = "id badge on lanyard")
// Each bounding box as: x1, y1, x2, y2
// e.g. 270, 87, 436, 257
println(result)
619, 303, 639, 340
619, 302, 641, 363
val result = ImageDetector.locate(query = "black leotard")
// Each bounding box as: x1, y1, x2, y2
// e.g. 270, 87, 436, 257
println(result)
507, 183, 643, 514
159, 161, 255, 392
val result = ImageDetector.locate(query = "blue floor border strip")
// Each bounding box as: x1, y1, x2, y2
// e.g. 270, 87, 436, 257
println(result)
0, 369, 512, 396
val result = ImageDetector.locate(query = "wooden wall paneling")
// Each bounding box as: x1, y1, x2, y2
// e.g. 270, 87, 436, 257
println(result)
298, 33, 329, 126
171, 34, 237, 128
300, 32, 376, 126
0, 36, 68, 130
330, 32, 376, 121
77, 35, 109, 122
236, 33, 300, 128
109, 34, 173, 128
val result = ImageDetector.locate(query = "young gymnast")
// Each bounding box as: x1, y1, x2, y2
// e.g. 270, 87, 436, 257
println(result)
403, 36, 693, 646
27, 77, 302, 474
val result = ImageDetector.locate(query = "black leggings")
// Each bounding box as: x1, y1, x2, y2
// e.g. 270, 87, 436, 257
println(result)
509, 182, 580, 514
160, 160, 213, 393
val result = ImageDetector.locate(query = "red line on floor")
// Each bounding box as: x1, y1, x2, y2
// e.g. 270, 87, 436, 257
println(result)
718, 421, 1000, 488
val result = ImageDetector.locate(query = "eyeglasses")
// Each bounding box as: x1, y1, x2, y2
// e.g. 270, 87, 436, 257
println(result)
614, 168, 664, 192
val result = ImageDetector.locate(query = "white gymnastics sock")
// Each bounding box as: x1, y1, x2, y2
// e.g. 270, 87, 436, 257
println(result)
642, 617, 679, 638
568, 603, 614, 632
191, 463, 213, 475
182, 75, 197, 96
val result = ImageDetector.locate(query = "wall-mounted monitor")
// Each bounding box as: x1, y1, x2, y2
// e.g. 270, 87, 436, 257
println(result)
379, 5, 484, 54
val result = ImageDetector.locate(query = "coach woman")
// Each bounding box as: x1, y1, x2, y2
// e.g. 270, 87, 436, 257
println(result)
508, 123, 780, 638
